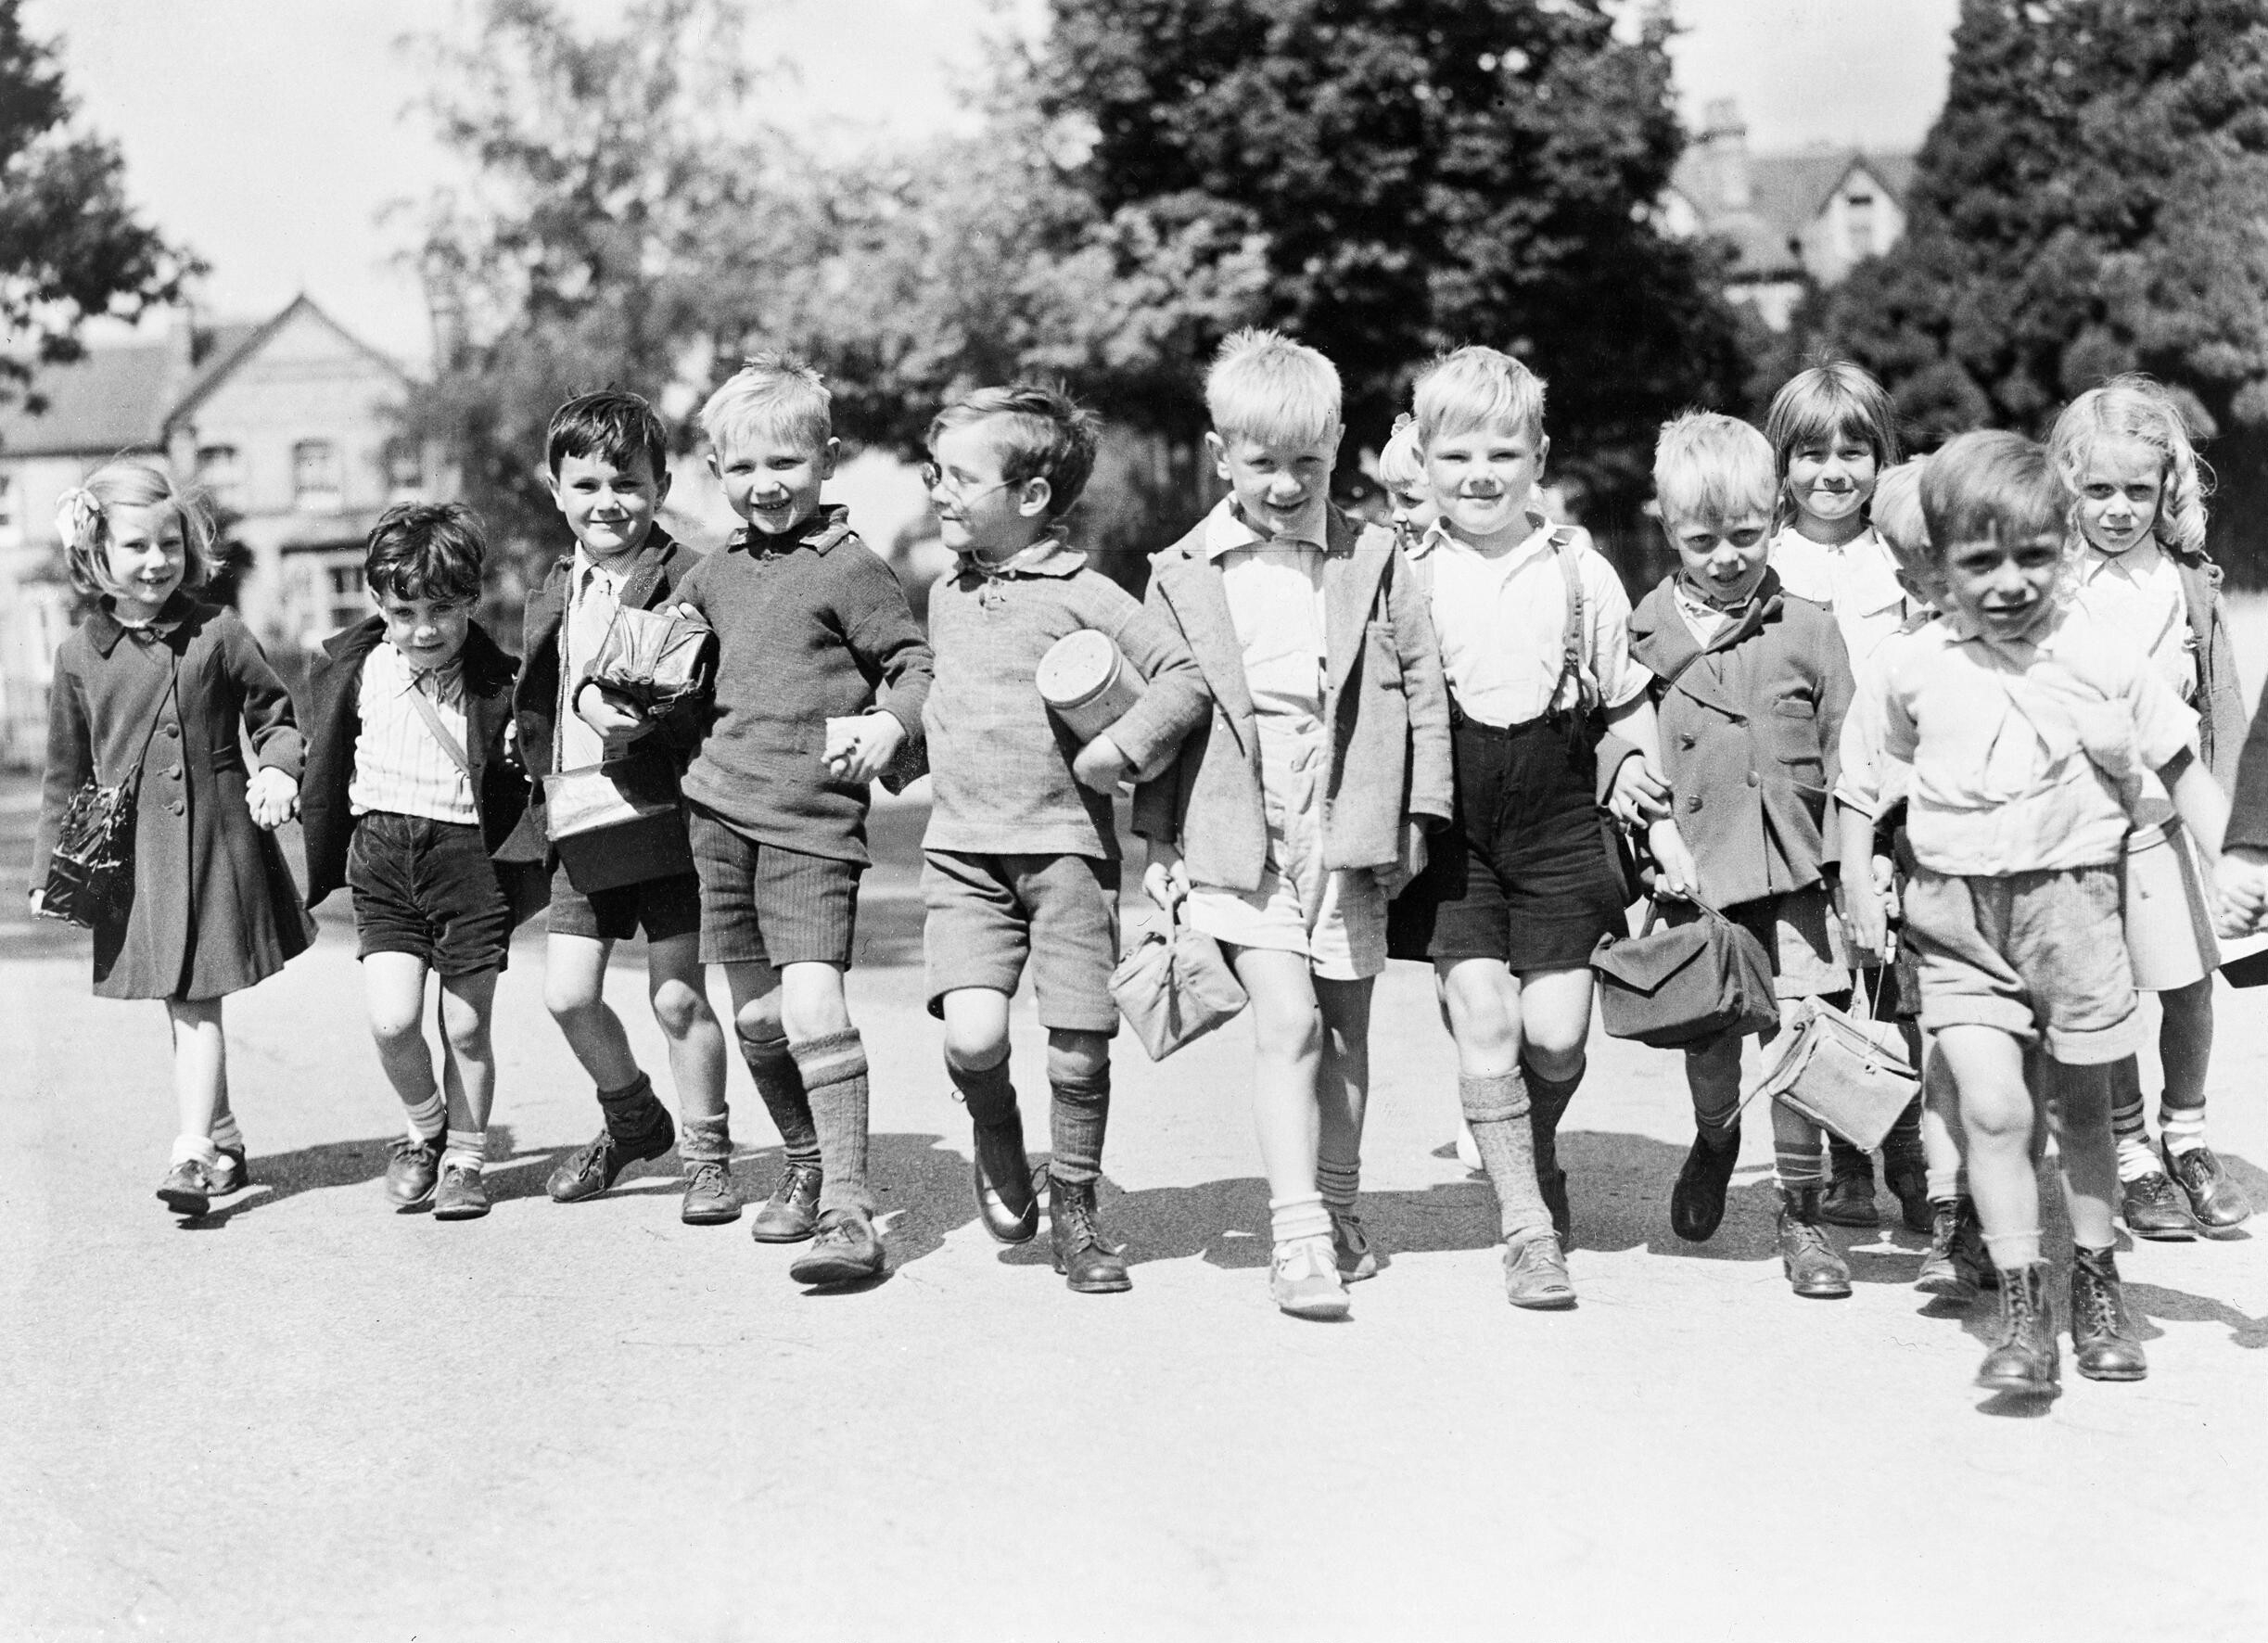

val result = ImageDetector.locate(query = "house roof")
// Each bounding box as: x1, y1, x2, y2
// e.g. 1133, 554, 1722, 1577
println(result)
1670, 146, 1917, 280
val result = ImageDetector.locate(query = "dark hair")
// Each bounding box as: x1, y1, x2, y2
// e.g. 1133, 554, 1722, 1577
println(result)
926, 383, 1102, 518
1918, 430, 2065, 565
546, 389, 670, 481
365, 502, 487, 603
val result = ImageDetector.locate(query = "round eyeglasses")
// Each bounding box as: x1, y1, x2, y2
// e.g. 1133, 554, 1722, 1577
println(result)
921, 463, 1017, 503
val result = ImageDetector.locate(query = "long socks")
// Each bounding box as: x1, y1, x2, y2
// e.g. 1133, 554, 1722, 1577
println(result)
793, 1028, 872, 1215
948, 1055, 1018, 1127
2162, 1103, 2207, 1158
208, 1111, 244, 1156
596, 1071, 666, 1140
740, 1029, 822, 1169
1461, 1070, 1549, 1242
1049, 1068, 1109, 1186
1316, 1156, 1359, 1216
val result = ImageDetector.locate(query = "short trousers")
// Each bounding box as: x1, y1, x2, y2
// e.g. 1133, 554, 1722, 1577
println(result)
2121, 820, 2219, 993
545, 861, 702, 946
922, 849, 1121, 1033
1184, 712, 1386, 982
686, 800, 861, 971
1904, 864, 2138, 1064
1723, 885, 1850, 1001
347, 810, 514, 977
1386, 713, 1628, 973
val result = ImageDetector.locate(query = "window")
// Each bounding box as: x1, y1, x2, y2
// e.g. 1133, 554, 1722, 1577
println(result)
293, 439, 342, 512
385, 439, 425, 502
0, 472, 19, 548
197, 444, 244, 512
325, 558, 366, 630
1846, 190, 1878, 261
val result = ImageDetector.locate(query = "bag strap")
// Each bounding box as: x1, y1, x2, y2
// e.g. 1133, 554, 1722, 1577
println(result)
405, 676, 474, 785
554, 560, 630, 768
104, 643, 178, 796
1548, 529, 1593, 717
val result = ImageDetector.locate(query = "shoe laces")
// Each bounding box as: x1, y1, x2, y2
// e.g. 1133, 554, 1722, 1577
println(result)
1509, 1234, 1565, 1277
774, 1161, 822, 1202
389, 1133, 440, 1163
686, 1160, 728, 1194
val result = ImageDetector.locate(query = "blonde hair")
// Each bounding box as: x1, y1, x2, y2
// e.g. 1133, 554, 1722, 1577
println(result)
1411, 345, 1547, 449
2047, 375, 2210, 554
1765, 360, 1902, 528
1869, 458, 1930, 569
57, 457, 216, 602
1204, 327, 1342, 449
1653, 412, 1775, 528
1377, 416, 1426, 496
699, 350, 833, 455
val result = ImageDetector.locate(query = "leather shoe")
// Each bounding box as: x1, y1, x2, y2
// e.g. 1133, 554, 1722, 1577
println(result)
1049, 1176, 1132, 1293
2070, 1247, 2147, 1382
385, 1132, 444, 1207
786, 1207, 885, 1284
546, 1110, 676, 1204
1819, 1165, 1880, 1229
748, 1161, 823, 1242
1330, 1206, 1380, 1281
971, 1113, 1039, 1244
1503, 1232, 1576, 1309
1884, 1162, 1931, 1234
1777, 1187, 1853, 1299
432, 1163, 491, 1221
1976, 1262, 2059, 1396
1669, 1124, 1739, 1242
2163, 1141, 2253, 1234
680, 1160, 741, 1225
2121, 1168, 2198, 1241
156, 1158, 216, 1216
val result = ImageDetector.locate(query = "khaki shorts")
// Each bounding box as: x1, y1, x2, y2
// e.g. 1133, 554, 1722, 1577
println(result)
922, 849, 1121, 1034
1904, 865, 2138, 1065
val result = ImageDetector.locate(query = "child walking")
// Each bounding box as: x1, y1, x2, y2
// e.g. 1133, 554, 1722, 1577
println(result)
504, 391, 733, 1225
2049, 377, 2251, 1237
1137, 328, 1452, 1320
920, 384, 1208, 1290
1880, 430, 2226, 1394
673, 353, 934, 1287
32, 461, 314, 1216
1630, 414, 1858, 1300
302, 503, 534, 1222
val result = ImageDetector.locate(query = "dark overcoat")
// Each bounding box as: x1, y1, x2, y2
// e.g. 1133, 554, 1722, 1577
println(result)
33, 597, 315, 1000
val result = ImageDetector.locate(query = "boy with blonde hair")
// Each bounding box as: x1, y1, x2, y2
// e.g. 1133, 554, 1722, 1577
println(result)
673, 352, 934, 1286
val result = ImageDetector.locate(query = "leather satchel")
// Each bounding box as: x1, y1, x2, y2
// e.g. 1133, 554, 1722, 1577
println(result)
1110, 910, 1250, 1062
1591, 898, 1777, 1050
585, 605, 713, 715
543, 759, 694, 895
39, 659, 176, 930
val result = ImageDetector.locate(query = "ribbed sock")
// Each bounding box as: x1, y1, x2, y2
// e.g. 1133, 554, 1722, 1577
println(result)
741, 1029, 821, 1168
1316, 1156, 1360, 1214
208, 1112, 244, 1155
679, 1113, 732, 1164
442, 1127, 486, 1175
794, 1028, 872, 1215
1269, 1192, 1332, 1245
1827, 1134, 1871, 1180
402, 1090, 446, 1144
1774, 1102, 1825, 1191
1048, 1068, 1109, 1186
2161, 1104, 2207, 1158
1985, 1228, 2044, 1268
170, 1133, 221, 1167
596, 1070, 666, 1140
1881, 1096, 1926, 1174
947, 1054, 1018, 1127
2112, 1089, 2156, 1179
1461, 1070, 1549, 1242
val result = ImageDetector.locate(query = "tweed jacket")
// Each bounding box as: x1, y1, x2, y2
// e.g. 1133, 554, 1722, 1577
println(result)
1629, 570, 1855, 911
1131, 503, 1454, 890
2168, 547, 2245, 793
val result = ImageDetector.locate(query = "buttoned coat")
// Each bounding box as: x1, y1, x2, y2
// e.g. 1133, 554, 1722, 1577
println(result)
1629, 571, 1855, 911
2169, 547, 2245, 793
33, 597, 314, 1000
299, 616, 537, 914
1131, 505, 1454, 890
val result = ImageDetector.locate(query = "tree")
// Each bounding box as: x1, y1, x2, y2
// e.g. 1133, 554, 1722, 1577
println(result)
0, 0, 197, 414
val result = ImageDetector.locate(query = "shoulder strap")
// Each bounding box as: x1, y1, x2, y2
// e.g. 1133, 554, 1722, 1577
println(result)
406, 679, 474, 783
114, 651, 178, 794
1549, 528, 1598, 714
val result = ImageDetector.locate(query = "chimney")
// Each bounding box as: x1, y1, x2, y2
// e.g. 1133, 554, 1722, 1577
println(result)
1701, 97, 1751, 213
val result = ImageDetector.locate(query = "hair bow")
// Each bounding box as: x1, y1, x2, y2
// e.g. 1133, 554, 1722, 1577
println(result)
54, 486, 103, 551
1390, 412, 1414, 436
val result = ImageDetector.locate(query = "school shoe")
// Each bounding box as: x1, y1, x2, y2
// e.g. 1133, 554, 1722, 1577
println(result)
748, 1162, 824, 1243
1329, 1206, 1380, 1281
786, 1207, 886, 1285
385, 1131, 445, 1207
2070, 1247, 2147, 1382
1777, 1187, 1853, 1299
156, 1158, 217, 1216
1976, 1263, 2059, 1396
209, 1149, 249, 1196
1884, 1162, 1932, 1235
1819, 1158, 1880, 1229
680, 1161, 741, 1226
2120, 1167, 2198, 1241
431, 1163, 491, 1221
1916, 1198, 1994, 1299
970, 1112, 1039, 1244
1049, 1176, 1132, 1293
2162, 1140, 2253, 1234
1503, 1232, 1576, 1310
545, 1107, 678, 1204
1669, 1123, 1740, 1242
1269, 1236, 1350, 1320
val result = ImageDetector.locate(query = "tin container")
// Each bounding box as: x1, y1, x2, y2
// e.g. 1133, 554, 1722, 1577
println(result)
1036, 628, 1172, 780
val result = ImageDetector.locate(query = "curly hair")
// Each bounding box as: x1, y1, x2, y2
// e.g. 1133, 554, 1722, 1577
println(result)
57, 457, 217, 601
2047, 375, 2211, 555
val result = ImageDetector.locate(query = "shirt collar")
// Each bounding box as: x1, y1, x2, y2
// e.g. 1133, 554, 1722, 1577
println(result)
729, 503, 852, 558
1411, 508, 1555, 568
2080, 540, 2164, 582
89, 592, 192, 655
573, 545, 633, 588
956, 529, 1087, 582
386, 643, 464, 695
1203, 495, 1327, 560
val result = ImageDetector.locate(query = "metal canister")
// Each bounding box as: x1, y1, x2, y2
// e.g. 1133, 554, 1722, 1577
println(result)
1037, 628, 1171, 778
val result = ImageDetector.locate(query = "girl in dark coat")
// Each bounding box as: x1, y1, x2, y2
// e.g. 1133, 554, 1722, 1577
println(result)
31, 461, 313, 1216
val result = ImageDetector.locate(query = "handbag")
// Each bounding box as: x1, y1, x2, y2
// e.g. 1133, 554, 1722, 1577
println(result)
584, 603, 714, 715
1743, 971, 1918, 1151
1109, 908, 1250, 1062
38, 657, 176, 930
1590, 898, 1777, 1050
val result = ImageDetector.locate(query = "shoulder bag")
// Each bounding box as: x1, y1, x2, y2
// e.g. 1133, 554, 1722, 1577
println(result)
39, 654, 176, 929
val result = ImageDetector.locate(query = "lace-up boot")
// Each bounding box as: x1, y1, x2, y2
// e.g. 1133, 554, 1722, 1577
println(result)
1048, 1175, 1131, 1293
1777, 1186, 1853, 1299
1976, 1262, 2058, 1395
2070, 1246, 2147, 1382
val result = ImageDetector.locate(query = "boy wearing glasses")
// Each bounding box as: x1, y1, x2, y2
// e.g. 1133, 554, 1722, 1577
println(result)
919, 384, 1208, 1291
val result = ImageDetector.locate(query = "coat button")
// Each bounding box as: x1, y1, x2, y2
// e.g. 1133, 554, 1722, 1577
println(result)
166, 766, 183, 781
1686, 795, 1703, 812
167, 799, 185, 816
1679, 732, 1696, 748
160, 722, 180, 738
1747, 771, 1759, 787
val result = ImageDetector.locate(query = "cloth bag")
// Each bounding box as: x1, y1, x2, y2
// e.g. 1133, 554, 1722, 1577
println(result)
1591, 898, 1777, 1050
1110, 910, 1249, 1061
1741, 974, 1918, 1150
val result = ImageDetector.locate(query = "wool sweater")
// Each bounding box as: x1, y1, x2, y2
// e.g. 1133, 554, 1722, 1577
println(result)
673, 504, 933, 865
923, 536, 1209, 860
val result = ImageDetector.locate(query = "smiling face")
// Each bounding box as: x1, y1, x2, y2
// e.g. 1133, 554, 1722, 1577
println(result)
1208, 427, 1340, 541
1423, 421, 1548, 547
927, 417, 1051, 560
103, 503, 188, 622
707, 428, 838, 537
1785, 427, 1879, 542
1667, 506, 1771, 607
551, 449, 669, 563
2072, 435, 2164, 558
377, 590, 473, 673
1941, 526, 2063, 645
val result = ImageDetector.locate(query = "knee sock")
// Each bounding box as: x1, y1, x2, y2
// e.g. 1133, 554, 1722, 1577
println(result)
1316, 1156, 1360, 1215
740, 1030, 821, 1168
2111, 1089, 2157, 1179
1827, 1134, 1872, 1180
1269, 1192, 1332, 1246
1688, 1062, 1739, 1142
208, 1111, 244, 1156
948, 1054, 1018, 1129
442, 1127, 486, 1175
1461, 1070, 1549, 1242
1048, 1068, 1109, 1186
402, 1090, 446, 1145
596, 1070, 665, 1140
1523, 1060, 1581, 1176
1774, 1102, 1825, 1191
793, 1028, 872, 1216
2160, 1102, 2207, 1157
679, 1113, 732, 1165
1881, 1096, 1925, 1175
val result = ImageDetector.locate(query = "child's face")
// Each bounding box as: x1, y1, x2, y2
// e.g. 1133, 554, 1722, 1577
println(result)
104, 504, 186, 619
1785, 429, 1879, 534
707, 429, 838, 536
376, 590, 473, 673
2072, 435, 2162, 558
1940, 526, 2063, 644
1892, 561, 1945, 612
551, 449, 669, 562
927, 418, 1051, 560
1424, 422, 1547, 543
1667, 506, 1771, 606
1208, 427, 1340, 539
1388, 482, 1437, 535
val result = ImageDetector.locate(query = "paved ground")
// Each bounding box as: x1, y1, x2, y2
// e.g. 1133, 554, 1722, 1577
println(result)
4, 777, 2265, 1642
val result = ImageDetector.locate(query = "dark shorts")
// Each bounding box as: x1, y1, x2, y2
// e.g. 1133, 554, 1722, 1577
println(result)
347, 810, 514, 977
545, 861, 703, 946
1389, 715, 1629, 973
686, 801, 861, 971
922, 849, 1121, 1033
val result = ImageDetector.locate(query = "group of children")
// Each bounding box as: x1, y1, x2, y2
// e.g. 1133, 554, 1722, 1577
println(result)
31, 332, 2264, 1396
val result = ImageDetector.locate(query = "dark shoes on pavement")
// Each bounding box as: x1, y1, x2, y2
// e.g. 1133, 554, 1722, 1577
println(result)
1670, 1124, 1740, 1242
2070, 1246, 2147, 1382
749, 1162, 823, 1242
1777, 1187, 1852, 1299
971, 1112, 1039, 1245
386, 1131, 445, 1208
432, 1162, 491, 1221
546, 1107, 678, 1204
1049, 1175, 1131, 1293
2121, 1167, 2198, 1241
1820, 1160, 1879, 1229
156, 1158, 216, 1216
1977, 1262, 2059, 1397
1884, 1162, 1932, 1234
786, 1207, 886, 1285
2162, 1140, 2253, 1234
1330, 1207, 1380, 1281
1916, 1198, 1994, 1299
680, 1160, 741, 1226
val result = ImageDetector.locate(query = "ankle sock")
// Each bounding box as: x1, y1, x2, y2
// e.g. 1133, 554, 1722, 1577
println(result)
679, 1113, 732, 1165
947, 1054, 1018, 1127
1983, 1227, 2042, 1268
2111, 1090, 2156, 1179
1316, 1156, 1360, 1214
1048, 1068, 1109, 1186
2160, 1105, 2207, 1157
402, 1090, 446, 1144
1926, 1161, 1961, 1201
740, 1030, 821, 1168
208, 1112, 244, 1156
170, 1133, 221, 1167
442, 1127, 486, 1174
1269, 1192, 1332, 1246
1460, 1071, 1549, 1242
793, 1028, 872, 1215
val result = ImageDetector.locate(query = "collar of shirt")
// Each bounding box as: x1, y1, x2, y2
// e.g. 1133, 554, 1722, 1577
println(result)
1671, 575, 1746, 642
1417, 514, 1557, 577
385, 645, 465, 699
955, 529, 1087, 583
728, 503, 853, 559
572, 546, 633, 595
1203, 494, 1327, 559
2080, 539, 2168, 585
1403, 494, 1551, 563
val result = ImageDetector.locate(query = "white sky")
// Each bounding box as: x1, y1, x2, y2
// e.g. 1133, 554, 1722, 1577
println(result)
28, 0, 1960, 365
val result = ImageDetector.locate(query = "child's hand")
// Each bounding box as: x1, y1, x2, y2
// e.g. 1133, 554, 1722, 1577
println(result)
1377, 819, 1427, 898
247, 768, 299, 830
1842, 875, 1891, 964
575, 681, 647, 744
823, 711, 905, 784
1648, 819, 1700, 901
1606, 756, 1672, 827
1071, 733, 1133, 794
2213, 850, 2268, 936
1143, 840, 1190, 914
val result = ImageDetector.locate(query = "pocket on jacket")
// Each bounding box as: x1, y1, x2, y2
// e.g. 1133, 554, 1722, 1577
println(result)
1770, 696, 1822, 766
1365, 621, 1404, 692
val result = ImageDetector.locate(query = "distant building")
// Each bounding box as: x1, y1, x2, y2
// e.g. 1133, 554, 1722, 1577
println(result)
1663, 98, 1917, 330
0, 296, 446, 763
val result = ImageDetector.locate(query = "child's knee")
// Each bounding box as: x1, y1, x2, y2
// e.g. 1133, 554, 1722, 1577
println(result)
1046, 1031, 1110, 1085
366, 1005, 424, 1050
779, 964, 850, 1041
1522, 1037, 1585, 1082
1252, 1002, 1323, 1063
649, 978, 713, 1040
733, 993, 784, 1045
942, 1019, 1009, 1072
544, 975, 604, 1026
